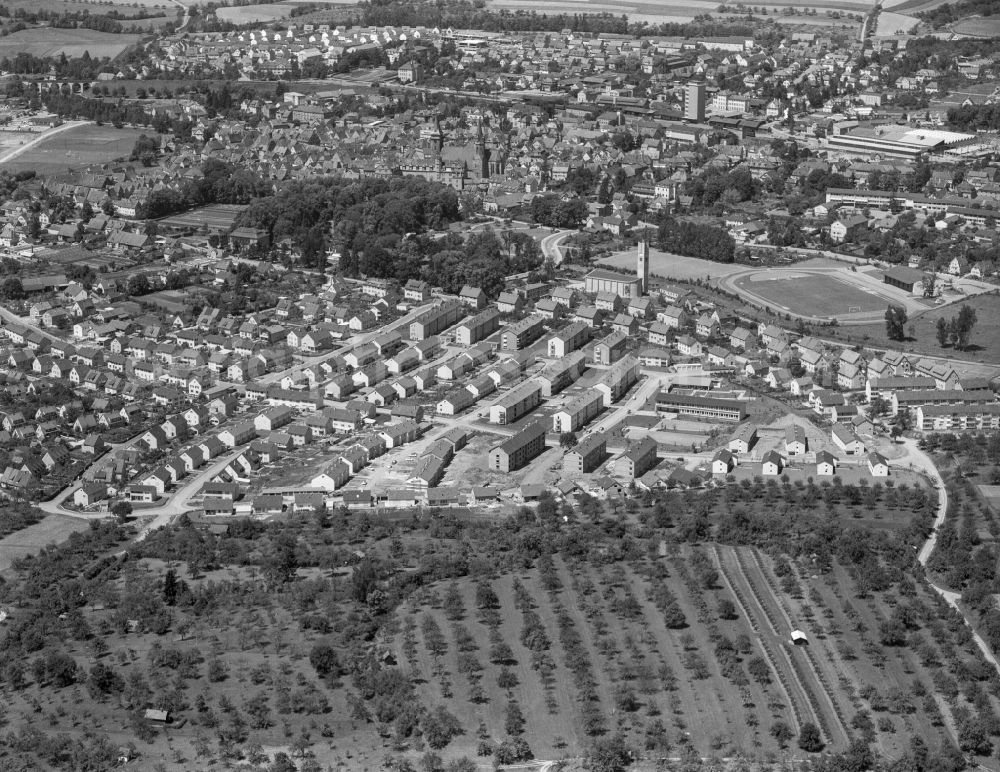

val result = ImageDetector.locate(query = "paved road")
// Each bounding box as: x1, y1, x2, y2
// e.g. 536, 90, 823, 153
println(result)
540, 229, 574, 266
170, 0, 189, 29
0, 304, 62, 343
0, 121, 87, 166
905, 438, 1000, 672
133, 447, 245, 540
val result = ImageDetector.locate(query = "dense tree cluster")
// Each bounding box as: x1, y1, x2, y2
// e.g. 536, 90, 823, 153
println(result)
948, 103, 1000, 131
526, 193, 588, 228
139, 159, 272, 219
935, 304, 978, 350
236, 175, 541, 288
685, 166, 756, 209
355, 0, 763, 40
921, 0, 1000, 28
885, 304, 909, 341
656, 215, 736, 263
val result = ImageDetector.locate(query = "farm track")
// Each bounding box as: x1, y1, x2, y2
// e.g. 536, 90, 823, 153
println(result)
726, 546, 838, 746
712, 545, 804, 733
747, 550, 853, 746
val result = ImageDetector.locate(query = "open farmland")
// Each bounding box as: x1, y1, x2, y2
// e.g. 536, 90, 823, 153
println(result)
0, 458, 993, 770
216, 3, 294, 22
0, 123, 145, 174
597, 247, 747, 281
818, 292, 1000, 367
489, 0, 870, 23
395, 552, 803, 760
876, 10, 919, 34
951, 16, 1000, 36
392, 537, 970, 763
882, 0, 954, 11
0, 513, 87, 571
0, 0, 171, 26
0, 27, 141, 59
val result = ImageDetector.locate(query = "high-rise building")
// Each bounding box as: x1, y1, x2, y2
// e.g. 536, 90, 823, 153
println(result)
637, 240, 649, 296
684, 81, 706, 122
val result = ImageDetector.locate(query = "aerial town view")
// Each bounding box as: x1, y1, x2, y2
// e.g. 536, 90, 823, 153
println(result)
1, 0, 1000, 768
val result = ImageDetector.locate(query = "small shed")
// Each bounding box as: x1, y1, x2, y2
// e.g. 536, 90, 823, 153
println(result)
790, 629, 808, 646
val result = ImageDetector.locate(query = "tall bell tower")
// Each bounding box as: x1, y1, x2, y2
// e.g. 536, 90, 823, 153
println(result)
637, 239, 649, 296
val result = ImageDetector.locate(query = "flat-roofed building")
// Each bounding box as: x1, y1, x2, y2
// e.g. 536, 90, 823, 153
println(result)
655, 392, 747, 421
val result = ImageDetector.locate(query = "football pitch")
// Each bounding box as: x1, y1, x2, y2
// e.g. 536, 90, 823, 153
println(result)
734, 272, 889, 317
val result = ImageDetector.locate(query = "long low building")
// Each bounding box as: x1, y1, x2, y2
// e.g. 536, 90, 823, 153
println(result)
824, 127, 975, 161
915, 404, 1000, 433
655, 391, 747, 421
891, 388, 995, 415
866, 375, 936, 400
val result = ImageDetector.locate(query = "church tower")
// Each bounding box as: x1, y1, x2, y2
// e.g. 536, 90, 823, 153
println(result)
474, 122, 489, 180
637, 239, 649, 296
434, 114, 444, 154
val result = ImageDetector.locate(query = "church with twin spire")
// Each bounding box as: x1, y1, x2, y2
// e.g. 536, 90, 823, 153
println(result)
398, 116, 507, 191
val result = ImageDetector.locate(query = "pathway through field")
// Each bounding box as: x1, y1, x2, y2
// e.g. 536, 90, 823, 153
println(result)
909, 439, 1000, 673
0, 120, 87, 166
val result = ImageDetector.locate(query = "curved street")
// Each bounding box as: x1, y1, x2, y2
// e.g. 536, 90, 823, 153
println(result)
905, 437, 1000, 671
540, 229, 574, 266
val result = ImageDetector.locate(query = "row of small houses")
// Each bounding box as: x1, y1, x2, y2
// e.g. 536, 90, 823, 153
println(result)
128, 401, 425, 502
221, 482, 507, 514
710, 446, 890, 479
714, 420, 886, 476
201, 423, 458, 515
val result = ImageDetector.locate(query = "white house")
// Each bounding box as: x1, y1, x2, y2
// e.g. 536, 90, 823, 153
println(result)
867, 452, 889, 477
816, 450, 837, 476
761, 450, 784, 476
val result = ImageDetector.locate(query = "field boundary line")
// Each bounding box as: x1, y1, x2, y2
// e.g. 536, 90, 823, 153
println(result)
712, 545, 804, 733
731, 547, 831, 743
749, 549, 852, 744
